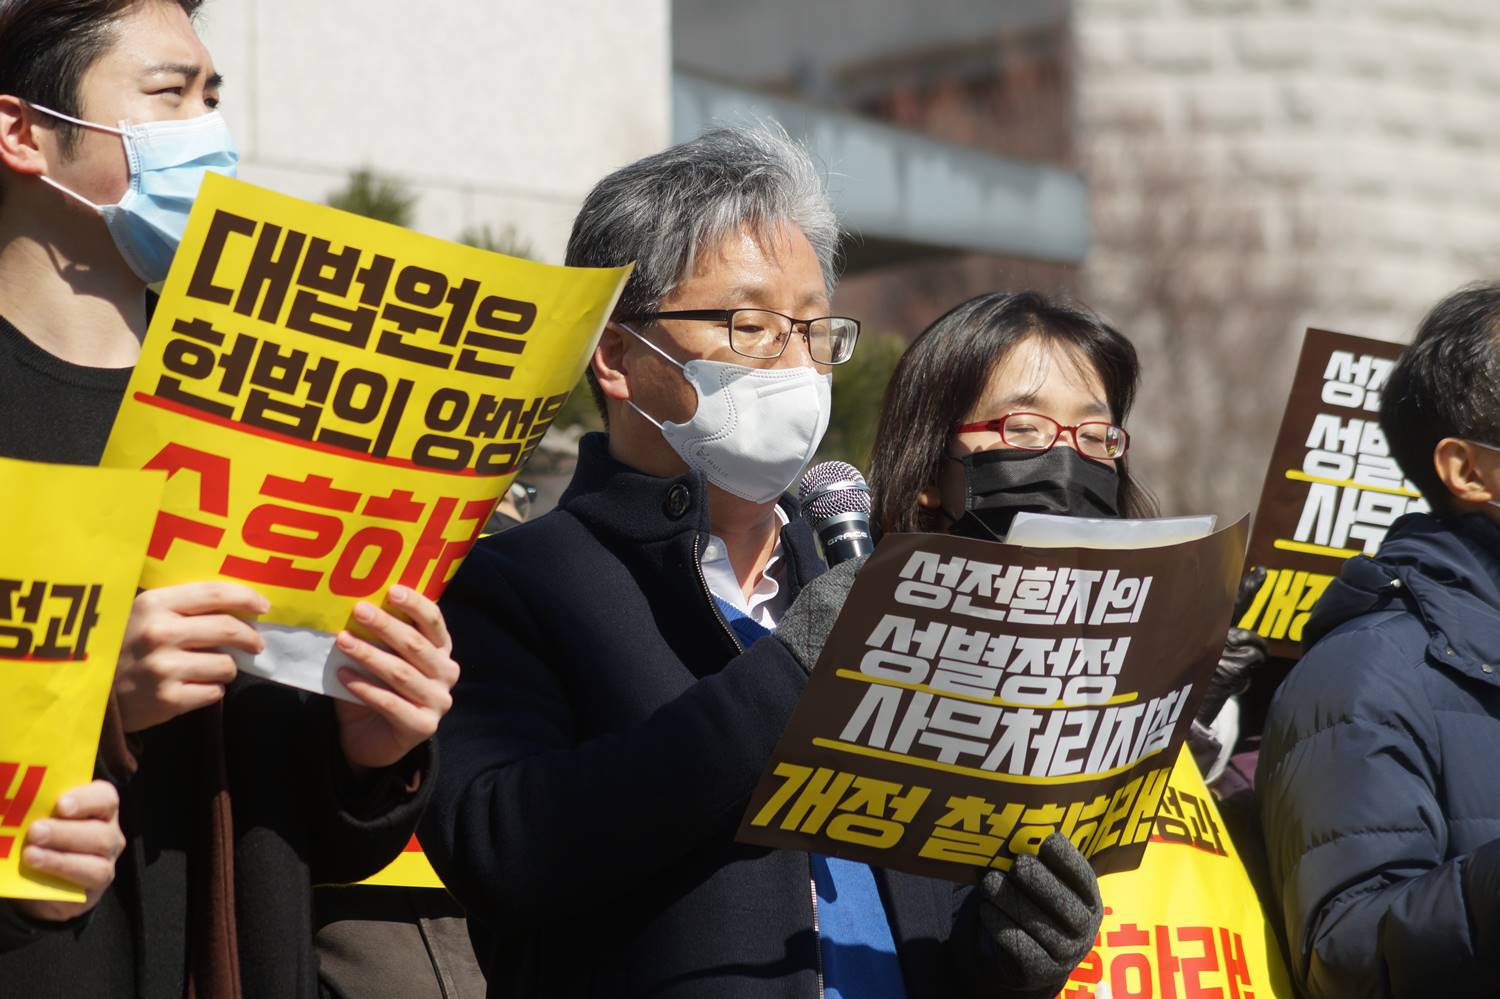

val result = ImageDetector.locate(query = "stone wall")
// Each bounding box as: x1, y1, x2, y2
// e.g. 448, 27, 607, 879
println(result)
1074, 0, 1500, 515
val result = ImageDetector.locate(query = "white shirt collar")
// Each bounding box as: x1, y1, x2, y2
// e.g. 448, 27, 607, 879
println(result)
700, 506, 791, 630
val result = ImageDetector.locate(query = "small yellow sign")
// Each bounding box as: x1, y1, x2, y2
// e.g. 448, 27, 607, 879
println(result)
0, 458, 163, 902
357, 834, 445, 890
1062, 745, 1293, 998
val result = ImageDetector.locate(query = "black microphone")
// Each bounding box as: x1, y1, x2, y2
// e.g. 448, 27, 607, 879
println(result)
799, 461, 875, 566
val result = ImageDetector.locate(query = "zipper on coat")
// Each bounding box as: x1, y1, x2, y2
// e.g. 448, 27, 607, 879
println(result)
693, 534, 743, 654
694, 528, 822, 997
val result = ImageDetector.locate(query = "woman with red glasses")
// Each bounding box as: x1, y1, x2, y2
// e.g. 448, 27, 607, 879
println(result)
869, 291, 1155, 540
854, 291, 1154, 993
863, 291, 1289, 996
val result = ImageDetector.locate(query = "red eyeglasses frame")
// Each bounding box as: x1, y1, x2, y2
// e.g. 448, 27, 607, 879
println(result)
954, 411, 1130, 459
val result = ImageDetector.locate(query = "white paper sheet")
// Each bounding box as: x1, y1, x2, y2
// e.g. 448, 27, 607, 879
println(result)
229, 621, 364, 702
1005, 512, 1218, 550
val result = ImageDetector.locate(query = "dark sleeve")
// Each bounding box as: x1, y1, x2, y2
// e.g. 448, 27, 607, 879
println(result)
0, 900, 95, 956
296, 695, 435, 886
0, 902, 44, 954
418, 559, 808, 929
1257, 627, 1500, 998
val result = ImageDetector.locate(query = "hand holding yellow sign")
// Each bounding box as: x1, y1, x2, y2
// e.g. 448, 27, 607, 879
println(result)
0, 457, 163, 902
101, 175, 629, 698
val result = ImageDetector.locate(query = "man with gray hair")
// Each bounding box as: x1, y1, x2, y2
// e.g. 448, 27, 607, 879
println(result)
421, 125, 1103, 998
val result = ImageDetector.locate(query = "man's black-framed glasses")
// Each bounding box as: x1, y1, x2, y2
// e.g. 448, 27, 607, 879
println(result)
621, 309, 861, 365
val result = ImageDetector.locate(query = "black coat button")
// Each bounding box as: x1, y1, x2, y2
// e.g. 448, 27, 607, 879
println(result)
665, 484, 691, 519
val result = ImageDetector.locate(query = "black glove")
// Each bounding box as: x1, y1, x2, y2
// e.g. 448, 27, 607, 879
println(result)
978, 833, 1103, 996
772, 555, 867, 673
1194, 568, 1270, 727
1196, 626, 1268, 721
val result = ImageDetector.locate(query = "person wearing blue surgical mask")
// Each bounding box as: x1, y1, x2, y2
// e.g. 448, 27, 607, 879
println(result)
0, 0, 227, 379
0, 3, 457, 996
28, 100, 238, 286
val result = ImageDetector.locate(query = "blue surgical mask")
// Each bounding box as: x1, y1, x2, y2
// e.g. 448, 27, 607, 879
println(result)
28, 103, 239, 284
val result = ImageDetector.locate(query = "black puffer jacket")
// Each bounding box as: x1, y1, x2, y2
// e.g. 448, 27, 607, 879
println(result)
1257, 513, 1500, 998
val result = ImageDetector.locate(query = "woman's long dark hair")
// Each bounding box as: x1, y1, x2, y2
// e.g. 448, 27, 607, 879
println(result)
869, 291, 1157, 538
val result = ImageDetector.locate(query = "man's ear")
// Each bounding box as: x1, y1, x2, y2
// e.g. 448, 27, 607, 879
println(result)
591, 322, 632, 404
1434, 437, 1497, 506
0, 96, 51, 178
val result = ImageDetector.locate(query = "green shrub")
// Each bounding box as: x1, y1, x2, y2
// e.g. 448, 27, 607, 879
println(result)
457, 223, 537, 261
816, 330, 907, 471
326, 168, 416, 227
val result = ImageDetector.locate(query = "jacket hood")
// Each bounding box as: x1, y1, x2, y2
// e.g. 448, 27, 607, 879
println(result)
1306, 512, 1500, 680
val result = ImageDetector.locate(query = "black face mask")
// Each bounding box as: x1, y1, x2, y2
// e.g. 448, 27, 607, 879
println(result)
945, 446, 1122, 541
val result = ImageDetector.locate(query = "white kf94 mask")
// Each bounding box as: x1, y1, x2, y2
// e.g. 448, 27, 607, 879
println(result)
623, 324, 832, 504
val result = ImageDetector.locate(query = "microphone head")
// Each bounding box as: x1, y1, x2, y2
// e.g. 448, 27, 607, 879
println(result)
799, 460, 871, 529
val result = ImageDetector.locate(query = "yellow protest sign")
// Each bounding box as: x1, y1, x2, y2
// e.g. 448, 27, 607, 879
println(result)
101, 174, 629, 695
1058, 746, 1292, 998
0, 458, 163, 902
356, 833, 444, 890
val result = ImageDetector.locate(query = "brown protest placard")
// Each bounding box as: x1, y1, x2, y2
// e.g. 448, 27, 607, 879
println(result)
738, 519, 1248, 882
1236, 329, 1420, 659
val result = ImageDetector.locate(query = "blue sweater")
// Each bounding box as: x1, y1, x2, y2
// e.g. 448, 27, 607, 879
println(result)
714, 598, 908, 999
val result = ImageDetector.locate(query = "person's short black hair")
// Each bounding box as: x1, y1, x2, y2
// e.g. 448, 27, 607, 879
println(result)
1381, 281, 1500, 512
0, 0, 203, 156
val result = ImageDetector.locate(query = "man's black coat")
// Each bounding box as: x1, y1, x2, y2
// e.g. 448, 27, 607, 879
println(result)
422, 433, 1045, 999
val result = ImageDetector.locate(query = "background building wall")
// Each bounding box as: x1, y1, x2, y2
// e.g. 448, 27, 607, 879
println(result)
1077, 0, 1500, 342
674, 0, 1082, 339
196, 1, 672, 264
1075, 0, 1500, 515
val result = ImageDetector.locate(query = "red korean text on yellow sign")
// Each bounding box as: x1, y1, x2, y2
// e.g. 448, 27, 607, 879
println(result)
0, 458, 164, 902
1058, 745, 1292, 999
102, 174, 630, 636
